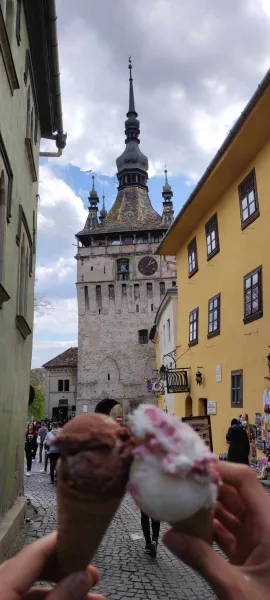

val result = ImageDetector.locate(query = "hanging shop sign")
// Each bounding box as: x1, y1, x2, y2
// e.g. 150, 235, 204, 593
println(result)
182, 415, 213, 451
166, 369, 189, 394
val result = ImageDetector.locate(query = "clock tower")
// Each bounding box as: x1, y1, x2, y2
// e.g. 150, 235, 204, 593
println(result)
75, 60, 176, 419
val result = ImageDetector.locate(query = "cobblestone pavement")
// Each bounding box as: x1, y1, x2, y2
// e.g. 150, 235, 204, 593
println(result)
6, 461, 269, 599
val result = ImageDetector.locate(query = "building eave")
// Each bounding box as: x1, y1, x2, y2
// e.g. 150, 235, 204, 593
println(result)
156, 68, 270, 256
23, 0, 66, 146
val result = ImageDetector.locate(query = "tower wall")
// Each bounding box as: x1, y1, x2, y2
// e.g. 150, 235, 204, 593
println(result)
76, 242, 176, 417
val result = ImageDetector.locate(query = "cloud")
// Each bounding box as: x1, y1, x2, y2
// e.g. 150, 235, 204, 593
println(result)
32, 338, 78, 369
35, 298, 78, 335
53, 0, 270, 179
36, 165, 87, 298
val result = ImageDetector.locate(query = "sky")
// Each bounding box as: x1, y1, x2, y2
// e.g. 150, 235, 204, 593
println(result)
32, 0, 270, 368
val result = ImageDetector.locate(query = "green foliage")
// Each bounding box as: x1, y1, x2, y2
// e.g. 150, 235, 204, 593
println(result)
28, 385, 45, 421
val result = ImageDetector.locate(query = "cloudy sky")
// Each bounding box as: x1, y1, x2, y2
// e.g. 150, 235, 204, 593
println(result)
33, 0, 270, 367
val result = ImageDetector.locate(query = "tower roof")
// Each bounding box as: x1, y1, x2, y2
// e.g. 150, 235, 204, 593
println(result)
116, 58, 149, 183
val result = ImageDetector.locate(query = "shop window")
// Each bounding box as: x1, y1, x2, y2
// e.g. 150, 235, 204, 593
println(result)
117, 258, 129, 281
205, 213, 219, 260
138, 329, 148, 345
231, 370, 243, 408
243, 266, 262, 324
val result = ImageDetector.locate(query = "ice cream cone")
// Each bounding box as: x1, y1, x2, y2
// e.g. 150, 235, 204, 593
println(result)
56, 460, 123, 577
171, 507, 214, 544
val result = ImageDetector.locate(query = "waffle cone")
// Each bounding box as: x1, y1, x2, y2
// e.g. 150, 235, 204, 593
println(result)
171, 507, 214, 544
56, 461, 123, 577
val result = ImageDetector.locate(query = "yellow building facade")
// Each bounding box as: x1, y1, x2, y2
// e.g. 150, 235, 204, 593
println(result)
158, 70, 270, 457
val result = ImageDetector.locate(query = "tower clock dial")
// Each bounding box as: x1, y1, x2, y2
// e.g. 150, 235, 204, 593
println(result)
138, 256, 158, 276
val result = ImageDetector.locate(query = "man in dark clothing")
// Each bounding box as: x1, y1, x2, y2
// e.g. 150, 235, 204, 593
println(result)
226, 418, 250, 465
25, 423, 38, 476
140, 510, 160, 558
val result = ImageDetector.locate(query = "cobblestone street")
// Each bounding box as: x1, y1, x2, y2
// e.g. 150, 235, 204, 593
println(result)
4, 460, 218, 600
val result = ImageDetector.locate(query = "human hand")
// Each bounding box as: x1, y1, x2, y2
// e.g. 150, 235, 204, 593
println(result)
0, 532, 106, 600
163, 462, 270, 599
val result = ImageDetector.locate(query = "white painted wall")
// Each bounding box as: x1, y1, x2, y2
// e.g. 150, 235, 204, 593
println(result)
156, 290, 178, 414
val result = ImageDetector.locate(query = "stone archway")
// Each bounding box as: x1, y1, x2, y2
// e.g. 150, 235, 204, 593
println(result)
95, 399, 119, 415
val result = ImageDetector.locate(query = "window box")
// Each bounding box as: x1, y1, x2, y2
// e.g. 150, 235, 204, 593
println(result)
205, 214, 220, 261
231, 370, 243, 408
243, 265, 263, 324
207, 293, 221, 339
187, 237, 198, 278
0, 282, 10, 308
16, 314, 32, 339
25, 137, 37, 182
238, 169, 259, 230
189, 308, 199, 346
0, 4, 20, 94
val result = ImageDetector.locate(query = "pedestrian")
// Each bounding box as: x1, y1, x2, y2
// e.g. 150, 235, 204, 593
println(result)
140, 510, 160, 558
25, 423, 38, 476
38, 421, 48, 463
226, 418, 250, 465
44, 422, 61, 484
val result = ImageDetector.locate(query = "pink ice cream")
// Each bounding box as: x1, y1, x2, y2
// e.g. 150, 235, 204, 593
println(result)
128, 405, 219, 524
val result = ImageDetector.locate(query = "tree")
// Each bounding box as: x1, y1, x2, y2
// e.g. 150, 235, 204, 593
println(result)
34, 292, 53, 317
28, 384, 45, 421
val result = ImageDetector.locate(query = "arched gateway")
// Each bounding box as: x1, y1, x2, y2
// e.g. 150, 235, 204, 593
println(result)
95, 399, 120, 415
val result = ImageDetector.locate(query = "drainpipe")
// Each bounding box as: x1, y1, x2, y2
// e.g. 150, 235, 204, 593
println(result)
39, 0, 67, 158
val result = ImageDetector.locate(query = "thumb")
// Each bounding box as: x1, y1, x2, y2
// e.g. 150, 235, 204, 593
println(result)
163, 530, 235, 598
47, 567, 94, 599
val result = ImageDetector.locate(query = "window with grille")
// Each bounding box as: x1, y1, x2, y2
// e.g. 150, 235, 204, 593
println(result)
187, 237, 198, 277
117, 258, 129, 281
189, 308, 199, 346
138, 329, 148, 344
231, 370, 243, 408
238, 169, 259, 229
243, 266, 263, 324
205, 214, 219, 260
208, 294, 220, 338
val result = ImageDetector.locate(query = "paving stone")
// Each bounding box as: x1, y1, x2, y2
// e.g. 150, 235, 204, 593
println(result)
8, 460, 265, 599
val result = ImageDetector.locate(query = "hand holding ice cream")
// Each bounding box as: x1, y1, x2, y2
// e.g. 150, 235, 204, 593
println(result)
128, 405, 220, 542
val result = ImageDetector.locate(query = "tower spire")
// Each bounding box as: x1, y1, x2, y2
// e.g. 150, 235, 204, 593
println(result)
99, 191, 107, 223
87, 173, 99, 229
128, 56, 136, 115
162, 166, 174, 226
115, 58, 149, 190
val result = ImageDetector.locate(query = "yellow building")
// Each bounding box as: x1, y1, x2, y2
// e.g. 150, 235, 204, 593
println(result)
157, 69, 270, 457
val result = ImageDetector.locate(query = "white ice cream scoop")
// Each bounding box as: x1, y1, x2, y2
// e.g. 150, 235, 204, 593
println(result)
128, 405, 219, 526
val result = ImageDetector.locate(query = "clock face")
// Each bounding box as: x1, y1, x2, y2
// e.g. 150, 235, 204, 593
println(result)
138, 256, 158, 276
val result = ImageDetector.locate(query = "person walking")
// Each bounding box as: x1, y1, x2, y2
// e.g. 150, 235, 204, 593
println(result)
25, 423, 38, 476
140, 510, 160, 558
44, 422, 61, 484
38, 421, 48, 464
226, 418, 250, 465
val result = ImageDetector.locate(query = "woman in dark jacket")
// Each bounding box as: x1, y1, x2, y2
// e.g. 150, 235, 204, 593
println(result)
226, 418, 250, 465
25, 423, 38, 476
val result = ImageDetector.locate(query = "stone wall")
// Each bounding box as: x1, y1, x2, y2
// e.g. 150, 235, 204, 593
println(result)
76, 241, 176, 419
